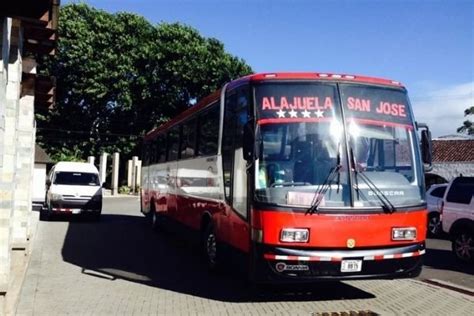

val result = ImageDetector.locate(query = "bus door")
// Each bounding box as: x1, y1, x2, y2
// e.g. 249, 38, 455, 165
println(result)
221, 85, 251, 252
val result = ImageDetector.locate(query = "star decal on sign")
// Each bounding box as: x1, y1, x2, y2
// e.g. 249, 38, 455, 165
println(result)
276, 109, 286, 118
314, 110, 324, 118
302, 110, 311, 118
289, 109, 298, 118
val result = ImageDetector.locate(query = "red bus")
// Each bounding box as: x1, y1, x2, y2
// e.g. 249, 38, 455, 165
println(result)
141, 72, 432, 283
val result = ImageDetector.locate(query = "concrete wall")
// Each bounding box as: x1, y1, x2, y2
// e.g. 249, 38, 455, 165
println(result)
431, 162, 474, 181
32, 163, 47, 205
0, 16, 36, 292
0, 16, 15, 293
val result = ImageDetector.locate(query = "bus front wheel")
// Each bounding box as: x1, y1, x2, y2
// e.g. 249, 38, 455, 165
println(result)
203, 224, 220, 272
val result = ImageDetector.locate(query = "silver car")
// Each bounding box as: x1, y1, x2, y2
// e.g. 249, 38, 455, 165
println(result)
426, 184, 448, 236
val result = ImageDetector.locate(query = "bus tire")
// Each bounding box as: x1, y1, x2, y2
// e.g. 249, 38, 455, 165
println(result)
203, 224, 220, 272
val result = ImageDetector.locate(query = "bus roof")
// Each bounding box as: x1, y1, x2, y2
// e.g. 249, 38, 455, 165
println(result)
144, 72, 404, 141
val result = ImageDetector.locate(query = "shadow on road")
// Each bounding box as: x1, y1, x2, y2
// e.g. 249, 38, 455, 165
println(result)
60, 213, 375, 302
424, 247, 474, 275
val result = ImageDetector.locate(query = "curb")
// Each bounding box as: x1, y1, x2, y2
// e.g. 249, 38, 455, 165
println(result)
421, 278, 474, 297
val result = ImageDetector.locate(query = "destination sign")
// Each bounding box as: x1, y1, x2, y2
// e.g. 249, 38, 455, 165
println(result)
340, 85, 413, 126
255, 84, 337, 120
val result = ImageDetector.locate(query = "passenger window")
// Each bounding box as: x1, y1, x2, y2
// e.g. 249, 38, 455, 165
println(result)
167, 127, 180, 161
181, 119, 197, 159
157, 134, 167, 163
431, 187, 446, 198
446, 178, 474, 204
197, 103, 219, 156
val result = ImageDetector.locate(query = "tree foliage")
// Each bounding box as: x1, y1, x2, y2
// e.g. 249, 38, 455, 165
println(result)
457, 106, 474, 135
37, 4, 253, 161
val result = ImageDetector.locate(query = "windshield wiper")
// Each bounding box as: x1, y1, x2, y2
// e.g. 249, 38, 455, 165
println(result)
349, 147, 396, 214
306, 147, 341, 215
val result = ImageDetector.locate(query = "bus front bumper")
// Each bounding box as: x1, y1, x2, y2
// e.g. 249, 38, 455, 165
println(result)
252, 242, 425, 283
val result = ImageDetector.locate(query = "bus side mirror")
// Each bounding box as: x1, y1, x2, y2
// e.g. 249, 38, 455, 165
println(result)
46, 179, 51, 187
418, 123, 432, 172
243, 121, 255, 161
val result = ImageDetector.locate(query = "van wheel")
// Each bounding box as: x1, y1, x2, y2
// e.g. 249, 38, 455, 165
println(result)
40, 205, 51, 221
203, 224, 220, 272
92, 211, 101, 222
427, 213, 441, 237
452, 229, 474, 263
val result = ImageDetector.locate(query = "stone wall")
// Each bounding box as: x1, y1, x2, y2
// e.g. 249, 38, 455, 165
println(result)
0, 16, 36, 293
0, 16, 15, 293
431, 162, 474, 181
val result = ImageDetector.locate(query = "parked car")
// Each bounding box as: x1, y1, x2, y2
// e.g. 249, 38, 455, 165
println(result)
42, 162, 103, 220
441, 176, 474, 262
426, 183, 448, 236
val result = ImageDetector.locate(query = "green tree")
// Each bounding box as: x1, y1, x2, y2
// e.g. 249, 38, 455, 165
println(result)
457, 106, 474, 135
37, 4, 252, 161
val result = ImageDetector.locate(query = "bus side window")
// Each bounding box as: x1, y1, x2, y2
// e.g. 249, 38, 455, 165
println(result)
167, 126, 180, 161
181, 119, 197, 159
157, 134, 166, 163
197, 103, 219, 156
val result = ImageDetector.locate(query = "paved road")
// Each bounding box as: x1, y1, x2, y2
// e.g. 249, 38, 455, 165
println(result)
419, 236, 474, 290
15, 196, 474, 315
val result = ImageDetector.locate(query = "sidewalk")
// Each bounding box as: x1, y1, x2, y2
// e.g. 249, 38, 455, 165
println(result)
1, 210, 40, 315
102, 189, 139, 198
0, 195, 136, 315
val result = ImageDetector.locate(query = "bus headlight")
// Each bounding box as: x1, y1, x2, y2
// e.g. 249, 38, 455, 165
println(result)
392, 227, 417, 241
280, 228, 309, 243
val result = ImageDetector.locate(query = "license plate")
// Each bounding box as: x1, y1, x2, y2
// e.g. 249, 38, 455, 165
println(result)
341, 260, 362, 272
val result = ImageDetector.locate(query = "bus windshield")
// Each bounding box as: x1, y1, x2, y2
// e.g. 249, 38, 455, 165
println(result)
253, 82, 424, 210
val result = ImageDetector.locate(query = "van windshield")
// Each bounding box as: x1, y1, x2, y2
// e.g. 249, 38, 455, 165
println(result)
54, 172, 100, 186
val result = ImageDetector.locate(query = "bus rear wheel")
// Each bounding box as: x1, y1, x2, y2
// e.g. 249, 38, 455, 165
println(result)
203, 224, 220, 272
150, 202, 162, 232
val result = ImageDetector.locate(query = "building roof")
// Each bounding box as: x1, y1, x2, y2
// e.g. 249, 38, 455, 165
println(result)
35, 144, 52, 164
433, 139, 474, 162
434, 134, 474, 141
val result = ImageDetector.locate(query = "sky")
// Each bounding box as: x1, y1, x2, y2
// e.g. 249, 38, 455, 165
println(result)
65, 0, 473, 137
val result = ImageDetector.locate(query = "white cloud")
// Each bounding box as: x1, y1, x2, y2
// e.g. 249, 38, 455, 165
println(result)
411, 82, 474, 137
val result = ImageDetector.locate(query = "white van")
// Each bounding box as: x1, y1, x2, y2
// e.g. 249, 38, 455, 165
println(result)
43, 162, 102, 220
